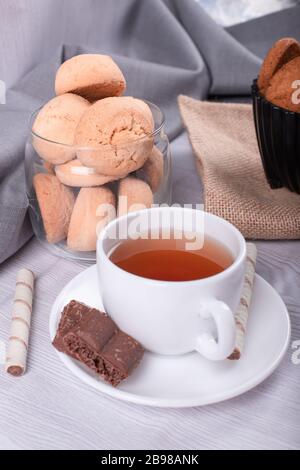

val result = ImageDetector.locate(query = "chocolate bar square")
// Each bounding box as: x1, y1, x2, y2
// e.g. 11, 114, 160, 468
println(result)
102, 331, 144, 377
52, 300, 92, 353
53, 301, 144, 386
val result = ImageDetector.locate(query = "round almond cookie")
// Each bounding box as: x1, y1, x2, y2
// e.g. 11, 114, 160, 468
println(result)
75, 96, 154, 177
117, 177, 153, 217
265, 56, 300, 112
55, 54, 126, 101
258, 37, 300, 94
33, 173, 75, 244
140, 146, 164, 192
67, 187, 116, 252
55, 159, 118, 187
32, 93, 90, 165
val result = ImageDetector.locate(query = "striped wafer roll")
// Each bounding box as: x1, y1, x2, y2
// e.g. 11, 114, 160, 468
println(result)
228, 243, 257, 360
5, 269, 35, 376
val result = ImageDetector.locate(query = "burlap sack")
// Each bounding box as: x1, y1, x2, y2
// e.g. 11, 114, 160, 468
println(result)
178, 95, 300, 239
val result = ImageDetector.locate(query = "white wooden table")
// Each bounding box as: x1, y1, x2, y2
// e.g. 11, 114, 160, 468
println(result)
0, 133, 299, 450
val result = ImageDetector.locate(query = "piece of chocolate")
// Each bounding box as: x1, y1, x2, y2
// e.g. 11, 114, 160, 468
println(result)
63, 309, 118, 376
53, 300, 144, 386
52, 300, 92, 353
102, 330, 144, 378
68, 309, 118, 352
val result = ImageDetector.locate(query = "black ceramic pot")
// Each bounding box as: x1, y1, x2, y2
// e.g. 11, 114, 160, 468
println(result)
252, 79, 300, 194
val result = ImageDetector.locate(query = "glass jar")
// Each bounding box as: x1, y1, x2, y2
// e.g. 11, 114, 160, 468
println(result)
25, 101, 172, 261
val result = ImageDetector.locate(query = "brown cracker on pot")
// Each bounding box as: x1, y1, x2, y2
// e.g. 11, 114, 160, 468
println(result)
258, 37, 300, 94
265, 56, 300, 112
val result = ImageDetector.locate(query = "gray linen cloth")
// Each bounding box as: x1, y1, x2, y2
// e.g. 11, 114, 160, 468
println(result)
0, 0, 299, 263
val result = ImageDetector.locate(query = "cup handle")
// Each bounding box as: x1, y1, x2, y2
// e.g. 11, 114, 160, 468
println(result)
195, 300, 236, 361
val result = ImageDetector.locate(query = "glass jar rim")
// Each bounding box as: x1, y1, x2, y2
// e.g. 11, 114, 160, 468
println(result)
29, 98, 165, 149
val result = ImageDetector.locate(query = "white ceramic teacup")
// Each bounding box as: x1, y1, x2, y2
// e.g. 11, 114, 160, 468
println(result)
97, 207, 246, 360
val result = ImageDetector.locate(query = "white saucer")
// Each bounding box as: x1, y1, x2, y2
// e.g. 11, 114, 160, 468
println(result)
49, 265, 290, 408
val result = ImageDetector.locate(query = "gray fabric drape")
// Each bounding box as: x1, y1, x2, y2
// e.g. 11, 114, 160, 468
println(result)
1, 0, 299, 263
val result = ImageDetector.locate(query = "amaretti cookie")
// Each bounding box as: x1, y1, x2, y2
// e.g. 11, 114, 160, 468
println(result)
55, 159, 117, 187
258, 37, 300, 94
55, 54, 126, 101
32, 93, 90, 164
67, 187, 116, 251
33, 173, 75, 244
141, 146, 164, 192
265, 56, 300, 112
75, 96, 154, 177
118, 177, 153, 217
